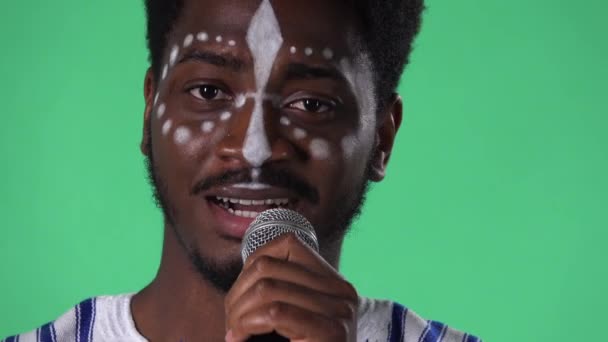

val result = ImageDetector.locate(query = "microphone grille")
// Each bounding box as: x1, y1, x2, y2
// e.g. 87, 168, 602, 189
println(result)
241, 208, 319, 262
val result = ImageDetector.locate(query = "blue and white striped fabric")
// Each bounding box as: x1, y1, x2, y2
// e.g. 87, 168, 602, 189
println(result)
3, 294, 482, 342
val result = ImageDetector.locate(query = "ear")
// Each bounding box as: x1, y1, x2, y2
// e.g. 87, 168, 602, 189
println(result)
141, 68, 156, 156
368, 94, 403, 182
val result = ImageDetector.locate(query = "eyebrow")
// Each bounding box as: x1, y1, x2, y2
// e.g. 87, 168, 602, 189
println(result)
177, 50, 248, 72
284, 63, 347, 83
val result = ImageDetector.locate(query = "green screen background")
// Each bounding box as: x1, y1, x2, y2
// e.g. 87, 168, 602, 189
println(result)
1, 0, 606, 341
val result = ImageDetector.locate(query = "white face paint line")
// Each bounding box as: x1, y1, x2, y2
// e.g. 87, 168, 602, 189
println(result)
154, 93, 159, 105
293, 128, 307, 140
162, 119, 173, 136
169, 45, 179, 66
220, 111, 232, 121
243, 0, 284, 167
201, 121, 215, 133
305, 47, 314, 56
197, 31, 209, 42
228, 40, 236, 47
174, 126, 192, 145
157, 103, 166, 119
310, 138, 330, 160
183, 34, 194, 47
280, 116, 291, 126
322, 48, 334, 60
216, 35, 223, 43
235, 94, 247, 108
290, 46, 297, 54
251, 168, 262, 182
161, 64, 168, 80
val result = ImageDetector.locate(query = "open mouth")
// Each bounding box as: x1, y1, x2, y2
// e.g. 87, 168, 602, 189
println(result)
207, 196, 293, 218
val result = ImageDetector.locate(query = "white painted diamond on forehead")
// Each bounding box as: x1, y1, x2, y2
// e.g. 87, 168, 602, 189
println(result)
183, 34, 194, 47
243, 0, 284, 167
197, 31, 209, 42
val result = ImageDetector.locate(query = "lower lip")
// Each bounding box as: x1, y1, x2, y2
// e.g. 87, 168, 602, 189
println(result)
207, 200, 258, 239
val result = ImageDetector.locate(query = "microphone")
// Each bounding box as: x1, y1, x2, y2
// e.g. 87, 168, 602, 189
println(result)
241, 208, 319, 262
240, 208, 319, 342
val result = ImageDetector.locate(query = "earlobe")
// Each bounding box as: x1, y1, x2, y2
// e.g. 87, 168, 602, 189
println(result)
368, 94, 403, 182
140, 68, 156, 156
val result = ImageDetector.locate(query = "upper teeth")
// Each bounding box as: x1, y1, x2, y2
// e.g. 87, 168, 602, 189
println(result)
216, 197, 289, 206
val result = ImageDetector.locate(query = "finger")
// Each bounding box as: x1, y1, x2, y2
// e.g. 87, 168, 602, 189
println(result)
226, 278, 357, 329
225, 255, 357, 311
230, 302, 353, 342
245, 233, 337, 277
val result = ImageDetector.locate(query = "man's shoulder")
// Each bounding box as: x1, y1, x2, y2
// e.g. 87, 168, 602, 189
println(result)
358, 297, 483, 342
2, 294, 144, 342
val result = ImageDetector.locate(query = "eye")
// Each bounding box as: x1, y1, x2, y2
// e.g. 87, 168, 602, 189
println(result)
189, 84, 231, 101
287, 98, 334, 113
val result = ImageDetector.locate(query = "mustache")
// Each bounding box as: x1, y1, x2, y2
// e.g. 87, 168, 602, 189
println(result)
190, 166, 320, 204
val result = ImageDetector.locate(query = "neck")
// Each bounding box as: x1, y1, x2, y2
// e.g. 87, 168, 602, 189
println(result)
131, 225, 344, 342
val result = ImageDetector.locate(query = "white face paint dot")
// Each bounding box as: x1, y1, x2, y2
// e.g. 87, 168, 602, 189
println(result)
341, 135, 357, 160
293, 128, 307, 140
162, 119, 173, 136
290, 46, 297, 54
216, 35, 223, 43
153, 93, 159, 105
304, 47, 313, 56
161, 64, 168, 80
235, 94, 247, 108
157, 103, 166, 119
174, 126, 192, 145
220, 111, 232, 121
322, 48, 334, 60
169, 45, 179, 66
197, 31, 209, 42
228, 40, 236, 46
183, 34, 194, 47
310, 138, 330, 159
201, 121, 215, 133
280, 116, 291, 126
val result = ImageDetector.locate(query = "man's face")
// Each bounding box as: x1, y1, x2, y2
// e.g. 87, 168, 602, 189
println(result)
142, 0, 393, 291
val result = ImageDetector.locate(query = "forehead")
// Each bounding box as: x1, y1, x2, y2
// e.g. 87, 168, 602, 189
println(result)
174, 0, 358, 53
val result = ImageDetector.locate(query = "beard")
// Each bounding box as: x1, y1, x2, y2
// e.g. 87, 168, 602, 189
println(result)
144, 128, 374, 293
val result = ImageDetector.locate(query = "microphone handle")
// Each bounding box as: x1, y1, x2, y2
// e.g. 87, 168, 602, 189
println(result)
246, 332, 289, 341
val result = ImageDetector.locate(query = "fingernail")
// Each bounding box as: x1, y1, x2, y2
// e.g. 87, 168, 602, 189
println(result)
225, 329, 234, 342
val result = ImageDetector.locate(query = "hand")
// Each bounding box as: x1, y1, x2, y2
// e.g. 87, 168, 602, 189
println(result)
224, 234, 358, 342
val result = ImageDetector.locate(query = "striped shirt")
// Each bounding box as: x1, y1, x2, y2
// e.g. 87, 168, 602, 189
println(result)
2, 294, 481, 342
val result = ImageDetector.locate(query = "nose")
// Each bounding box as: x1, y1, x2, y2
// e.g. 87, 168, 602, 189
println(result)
216, 98, 296, 168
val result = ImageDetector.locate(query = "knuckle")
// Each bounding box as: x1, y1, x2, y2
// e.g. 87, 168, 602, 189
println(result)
342, 280, 359, 300
327, 319, 349, 339
253, 256, 273, 273
268, 301, 287, 319
255, 278, 276, 299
